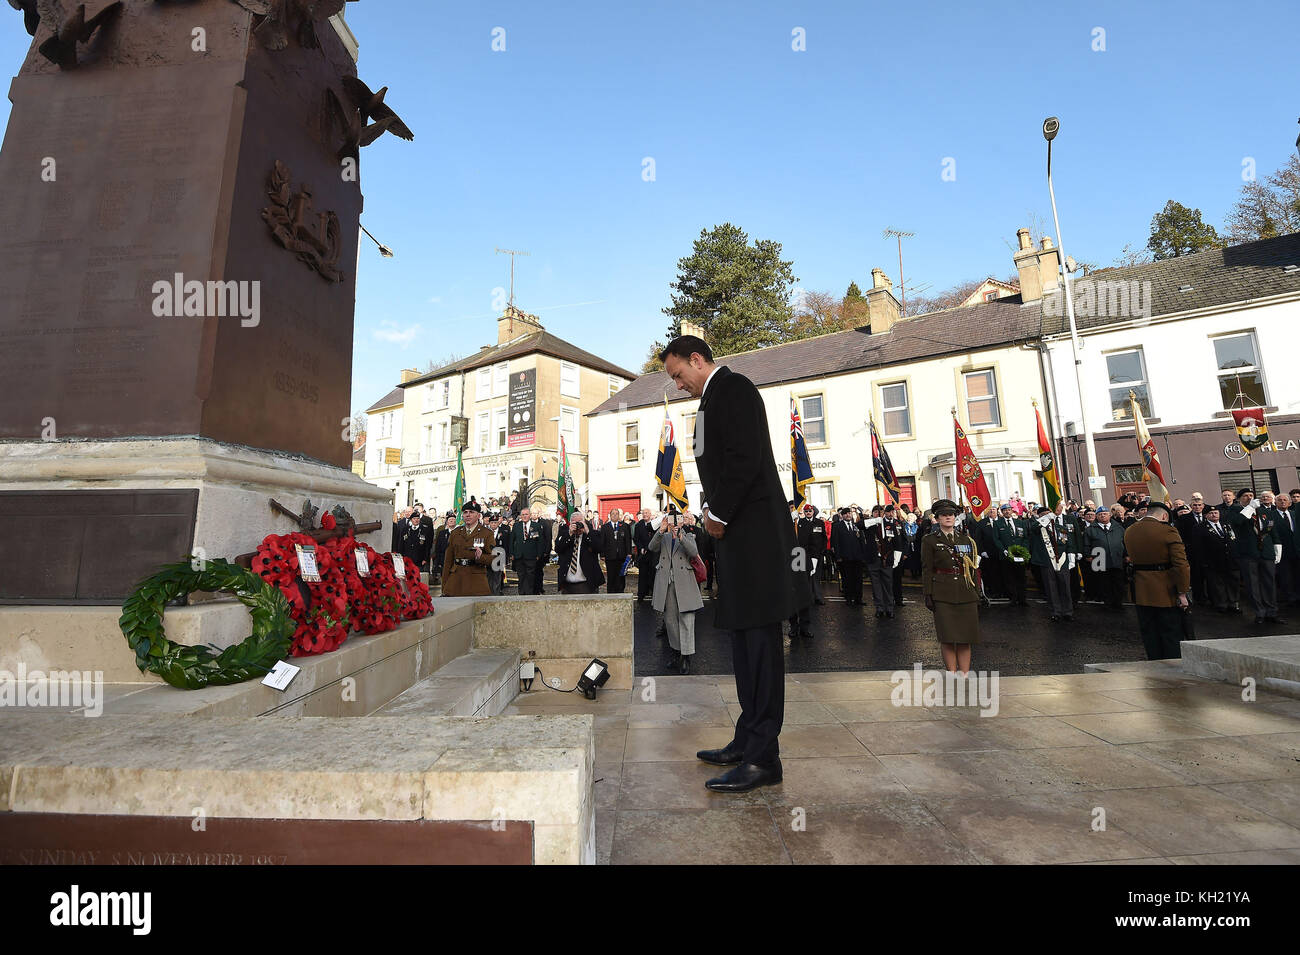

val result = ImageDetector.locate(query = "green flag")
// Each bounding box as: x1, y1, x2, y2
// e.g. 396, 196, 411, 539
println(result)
453, 447, 466, 523
557, 436, 577, 521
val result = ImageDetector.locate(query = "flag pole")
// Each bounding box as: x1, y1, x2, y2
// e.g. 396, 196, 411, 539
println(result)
1233, 373, 1257, 496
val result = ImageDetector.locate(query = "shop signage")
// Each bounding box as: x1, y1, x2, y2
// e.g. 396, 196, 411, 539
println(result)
1224, 438, 1300, 461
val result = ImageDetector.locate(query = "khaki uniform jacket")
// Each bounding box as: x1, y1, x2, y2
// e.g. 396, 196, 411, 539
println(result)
1123, 518, 1190, 608
441, 524, 493, 597
921, 531, 979, 605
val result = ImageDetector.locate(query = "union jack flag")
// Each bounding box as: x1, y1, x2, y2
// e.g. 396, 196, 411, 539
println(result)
790, 397, 814, 508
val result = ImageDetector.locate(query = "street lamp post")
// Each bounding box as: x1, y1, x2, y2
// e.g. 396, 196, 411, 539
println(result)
1043, 116, 1100, 496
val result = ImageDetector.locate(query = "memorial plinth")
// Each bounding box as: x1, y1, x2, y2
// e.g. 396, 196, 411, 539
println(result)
0, 0, 393, 603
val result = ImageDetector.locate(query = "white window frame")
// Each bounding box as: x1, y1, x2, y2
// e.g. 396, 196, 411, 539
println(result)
493, 362, 508, 398
621, 421, 639, 467
424, 385, 435, 411
421, 424, 433, 462
559, 405, 580, 450
798, 393, 826, 447
963, 369, 1001, 429
438, 421, 450, 460
493, 407, 508, 451
682, 412, 697, 460
983, 467, 1000, 502
476, 411, 490, 454
438, 380, 450, 410
476, 367, 492, 401
560, 361, 580, 399
880, 382, 911, 438
808, 480, 835, 513
1211, 331, 1267, 409
1105, 347, 1150, 421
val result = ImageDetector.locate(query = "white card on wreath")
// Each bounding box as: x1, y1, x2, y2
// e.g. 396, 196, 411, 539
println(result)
391, 554, 406, 578
295, 544, 321, 582
262, 660, 301, 691
354, 549, 370, 577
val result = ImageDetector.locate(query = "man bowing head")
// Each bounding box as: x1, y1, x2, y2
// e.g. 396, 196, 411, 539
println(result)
661, 335, 810, 793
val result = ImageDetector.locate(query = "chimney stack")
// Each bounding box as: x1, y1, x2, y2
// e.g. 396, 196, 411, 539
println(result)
399, 368, 420, 383
1037, 236, 1062, 296
679, 320, 706, 341
497, 303, 543, 344
1013, 227, 1045, 303
866, 268, 901, 334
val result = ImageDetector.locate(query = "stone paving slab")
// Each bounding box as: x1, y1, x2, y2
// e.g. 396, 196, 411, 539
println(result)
572, 663, 1300, 864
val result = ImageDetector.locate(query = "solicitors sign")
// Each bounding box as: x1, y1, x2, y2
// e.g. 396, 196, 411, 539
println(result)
508, 369, 536, 448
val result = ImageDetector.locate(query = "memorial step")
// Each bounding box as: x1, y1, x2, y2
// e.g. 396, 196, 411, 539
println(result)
1178, 634, 1300, 698
369, 648, 521, 718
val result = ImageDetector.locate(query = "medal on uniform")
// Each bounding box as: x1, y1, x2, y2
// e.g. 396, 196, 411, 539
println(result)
294, 544, 321, 582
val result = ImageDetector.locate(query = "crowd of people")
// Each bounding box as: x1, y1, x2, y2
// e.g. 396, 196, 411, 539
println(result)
387, 482, 1297, 669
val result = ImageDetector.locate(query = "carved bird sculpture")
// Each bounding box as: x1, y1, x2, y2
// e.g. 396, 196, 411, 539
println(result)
37, 0, 122, 69
8, 0, 40, 36
339, 75, 414, 143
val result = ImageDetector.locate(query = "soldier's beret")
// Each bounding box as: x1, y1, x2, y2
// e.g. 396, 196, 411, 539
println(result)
932, 499, 961, 516
999, 504, 1013, 511
462, 501, 481, 514
1144, 500, 1171, 516
1035, 506, 1051, 515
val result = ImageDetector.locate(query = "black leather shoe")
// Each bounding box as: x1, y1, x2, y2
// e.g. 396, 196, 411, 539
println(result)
680, 654, 691, 674
1268, 616, 1287, 624
666, 651, 680, 668
885, 611, 894, 619
875, 610, 884, 618
696, 745, 744, 766
1255, 616, 1266, 624
705, 760, 783, 793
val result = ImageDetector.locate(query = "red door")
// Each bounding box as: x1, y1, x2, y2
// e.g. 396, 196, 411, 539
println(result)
898, 477, 917, 509
599, 494, 641, 520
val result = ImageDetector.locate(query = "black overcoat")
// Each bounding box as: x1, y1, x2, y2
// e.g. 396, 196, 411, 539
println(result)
693, 366, 808, 629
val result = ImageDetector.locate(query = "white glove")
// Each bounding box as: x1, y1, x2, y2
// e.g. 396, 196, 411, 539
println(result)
1275, 544, 1283, 564
811, 558, 818, 572
1068, 553, 1076, 569
980, 551, 989, 558
892, 551, 903, 568
1241, 501, 1259, 518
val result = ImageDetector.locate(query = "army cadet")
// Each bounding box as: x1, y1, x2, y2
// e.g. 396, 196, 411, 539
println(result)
1123, 500, 1191, 659
787, 503, 826, 639
991, 503, 1030, 606
1227, 488, 1285, 625
441, 501, 493, 596
921, 499, 981, 674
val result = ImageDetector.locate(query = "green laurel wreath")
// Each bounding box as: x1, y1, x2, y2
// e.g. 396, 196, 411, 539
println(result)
1008, 544, 1031, 561
119, 558, 294, 690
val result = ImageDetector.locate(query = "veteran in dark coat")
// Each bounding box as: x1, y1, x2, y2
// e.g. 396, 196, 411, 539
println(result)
440, 502, 493, 597
921, 499, 981, 674
663, 336, 807, 795
1123, 501, 1192, 660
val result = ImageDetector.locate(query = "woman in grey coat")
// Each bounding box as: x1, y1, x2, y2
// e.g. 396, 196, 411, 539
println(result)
650, 514, 704, 673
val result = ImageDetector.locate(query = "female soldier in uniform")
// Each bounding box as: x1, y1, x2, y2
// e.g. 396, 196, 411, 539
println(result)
921, 498, 981, 674
441, 501, 493, 596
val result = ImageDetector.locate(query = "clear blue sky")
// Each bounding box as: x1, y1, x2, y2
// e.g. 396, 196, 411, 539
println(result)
3, 1, 1296, 420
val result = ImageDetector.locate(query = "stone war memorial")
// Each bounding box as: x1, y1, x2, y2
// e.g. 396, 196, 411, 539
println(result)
0, 0, 622, 870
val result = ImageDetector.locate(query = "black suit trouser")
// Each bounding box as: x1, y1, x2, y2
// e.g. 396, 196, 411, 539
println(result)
516, 559, 538, 595
637, 554, 656, 598
1002, 560, 1026, 603
729, 623, 784, 766
606, 559, 626, 594
1205, 564, 1240, 610
533, 554, 547, 593
1136, 605, 1183, 660
839, 560, 863, 603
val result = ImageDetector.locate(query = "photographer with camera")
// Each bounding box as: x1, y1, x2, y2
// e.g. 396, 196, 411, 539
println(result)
555, 512, 605, 595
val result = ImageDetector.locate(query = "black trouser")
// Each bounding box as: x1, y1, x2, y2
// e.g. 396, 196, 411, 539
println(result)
1137, 605, 1183, 660
1190, 559, 1209, 603
728, 623, 784, 766
560, 579, 598, 594
982, 556, 1005, 598
892, 564, 905, 603
515, 558, 538, 595
1100, 568, 1125, 609
868, 562, 894, 612
704, 555, 716, 589
1069, 563, 1083, 603
637, 554, 656, 599
1002, 560, 1026, 604
606, 559, 626, 593
840, 560, 863, 603
1038, 565, 1072, 616
1205, 564, 1240, 610
533, 554, 547, 593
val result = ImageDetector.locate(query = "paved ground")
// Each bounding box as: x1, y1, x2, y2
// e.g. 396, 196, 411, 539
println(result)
504, 660, 1300, 865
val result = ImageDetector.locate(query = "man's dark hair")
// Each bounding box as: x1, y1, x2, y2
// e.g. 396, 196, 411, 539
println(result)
660, 335, 713, 364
